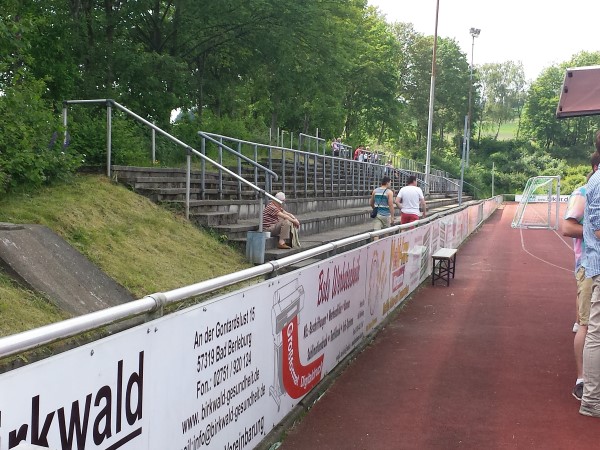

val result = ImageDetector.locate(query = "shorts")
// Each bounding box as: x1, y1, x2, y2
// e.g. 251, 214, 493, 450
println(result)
400, 213, 420, 225
374, 214, 391, 230
576, 266, 593, 326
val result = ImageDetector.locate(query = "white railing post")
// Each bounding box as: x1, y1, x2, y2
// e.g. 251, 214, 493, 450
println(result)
62, 104, 68, 146
186, 152, 191, 220
152, 128, 156, 163
106, 102, 112, 177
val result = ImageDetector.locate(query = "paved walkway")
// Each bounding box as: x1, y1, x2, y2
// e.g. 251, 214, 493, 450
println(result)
278, 203, 600, 449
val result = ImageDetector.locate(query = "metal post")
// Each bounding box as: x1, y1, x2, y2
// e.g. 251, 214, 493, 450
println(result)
424, 0, 440, 196
492, 162, 495, 197
282, 148, 286, 194
201, 137, 206, 200
186, 152, 191, 220
316, 128, 320, 155
304, 153, 308, 198
258, 195, 264, 232
62, 105, 68, 146
466, 28, 481, 168
152, 128, 156, 163
106, 103, 112, 177
218, 137, 223, 199
459, 115, 468, 205
293, 151, 298, 197
254, 144, 259, 198
556, 177, 560, 229
237, 142, 243, 199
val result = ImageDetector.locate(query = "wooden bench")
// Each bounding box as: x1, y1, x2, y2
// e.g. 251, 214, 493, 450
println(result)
431, 247, 457, 286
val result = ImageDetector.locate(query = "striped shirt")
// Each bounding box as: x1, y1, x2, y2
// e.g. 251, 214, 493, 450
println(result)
373, 187, 391, 217
584, 171, 600, 278
263, 201, 282, 228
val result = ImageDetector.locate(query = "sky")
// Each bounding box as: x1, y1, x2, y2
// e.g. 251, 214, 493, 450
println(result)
368, 0, 600, 81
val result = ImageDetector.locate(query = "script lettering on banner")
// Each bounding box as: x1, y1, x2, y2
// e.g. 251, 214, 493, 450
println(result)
0, 333, 150, 450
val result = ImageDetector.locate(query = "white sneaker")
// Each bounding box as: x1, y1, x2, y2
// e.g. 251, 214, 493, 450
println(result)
573, 322, 580, 333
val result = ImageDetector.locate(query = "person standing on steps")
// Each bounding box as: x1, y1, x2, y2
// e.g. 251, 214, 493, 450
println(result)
396, 175, 426, 225
262, 192, 300, 250
370, 176, 395, 236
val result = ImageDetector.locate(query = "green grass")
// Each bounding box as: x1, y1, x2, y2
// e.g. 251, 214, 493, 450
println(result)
480, 120, 519, 141
0, 175, 252, 336
0, 272, 68, 337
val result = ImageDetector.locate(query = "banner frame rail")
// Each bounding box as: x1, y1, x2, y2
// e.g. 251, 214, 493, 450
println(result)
0, 198, 500, 361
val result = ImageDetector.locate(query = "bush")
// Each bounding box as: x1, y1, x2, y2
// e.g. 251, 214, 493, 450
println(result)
67, 108, 151, 168
0, 79, 81, 193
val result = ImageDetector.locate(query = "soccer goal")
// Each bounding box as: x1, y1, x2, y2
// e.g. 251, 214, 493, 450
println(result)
511, 176, 561, 229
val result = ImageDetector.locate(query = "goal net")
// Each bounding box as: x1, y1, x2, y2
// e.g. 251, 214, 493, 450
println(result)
511, 176, 561, 229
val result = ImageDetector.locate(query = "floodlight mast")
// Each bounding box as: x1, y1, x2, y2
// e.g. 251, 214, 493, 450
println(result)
466, 27, 480, 168
459, 27, 480, 205
424, 0, 440, 196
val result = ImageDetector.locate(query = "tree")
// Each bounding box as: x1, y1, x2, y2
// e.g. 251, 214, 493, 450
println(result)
522, 52, 600, 149
478, 61, 526, 141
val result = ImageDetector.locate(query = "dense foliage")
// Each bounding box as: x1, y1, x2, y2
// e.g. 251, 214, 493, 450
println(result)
1, 1, 599, 196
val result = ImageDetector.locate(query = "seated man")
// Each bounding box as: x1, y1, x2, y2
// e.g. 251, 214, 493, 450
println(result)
262, 192, 300, 249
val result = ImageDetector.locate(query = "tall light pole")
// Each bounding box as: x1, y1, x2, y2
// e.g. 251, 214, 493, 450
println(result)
424, 0, 440, 196
466, 27, 480, 168
460, 27, 479, 205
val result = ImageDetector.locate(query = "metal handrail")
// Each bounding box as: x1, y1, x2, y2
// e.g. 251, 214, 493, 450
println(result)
462, 180, 480, 196
202, 132, 394, 197
394, 168, 429, 186
298, 132, 325, 155
62, 100, 281, 220
0, 199, 488, 361
198, 132, 278, 181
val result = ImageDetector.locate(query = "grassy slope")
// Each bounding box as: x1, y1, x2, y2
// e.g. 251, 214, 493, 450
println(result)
480, 120, 518, 141
0, 175, 251, 336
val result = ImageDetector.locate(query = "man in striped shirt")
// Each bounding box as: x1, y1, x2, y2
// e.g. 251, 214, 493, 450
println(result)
582, 139, 600, 417
370, 176, 395, 233
262, 192, 300, 250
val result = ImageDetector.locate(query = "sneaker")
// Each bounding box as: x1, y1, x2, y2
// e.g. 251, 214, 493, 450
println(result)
573, 322, 580, 333
572, 382, 584, 400
580, 402, 600, 417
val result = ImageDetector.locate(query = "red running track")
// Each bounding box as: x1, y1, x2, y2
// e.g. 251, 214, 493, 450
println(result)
279, 203, 600, 449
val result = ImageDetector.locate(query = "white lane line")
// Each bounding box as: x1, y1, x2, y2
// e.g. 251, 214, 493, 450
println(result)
519, 228, 572, 273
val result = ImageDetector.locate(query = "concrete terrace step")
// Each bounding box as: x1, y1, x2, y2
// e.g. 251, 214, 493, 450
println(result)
209, 206, 372, 240
171, 195, 371, 219
263, 202, 465, 262
190, 211, 239, 227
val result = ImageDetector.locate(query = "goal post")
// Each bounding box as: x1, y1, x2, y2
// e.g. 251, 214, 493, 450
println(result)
511, 176, 561, 230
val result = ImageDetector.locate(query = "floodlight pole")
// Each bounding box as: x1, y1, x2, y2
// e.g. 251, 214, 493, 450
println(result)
466, 27, 480, 168
459, 115, 467, 205
424, 0, 440, 196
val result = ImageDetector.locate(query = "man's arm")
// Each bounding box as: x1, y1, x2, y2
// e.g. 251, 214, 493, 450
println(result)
387, 191, 395, 222
278, 210, 300, 227
370, 190, 375, 208
562, 218, 583, 238
420, 197, 427, 217
395, 192, 402, 210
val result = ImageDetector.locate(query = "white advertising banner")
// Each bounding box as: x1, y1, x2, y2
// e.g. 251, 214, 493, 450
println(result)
0, 199, 500, 450
514, 194, 568, 203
